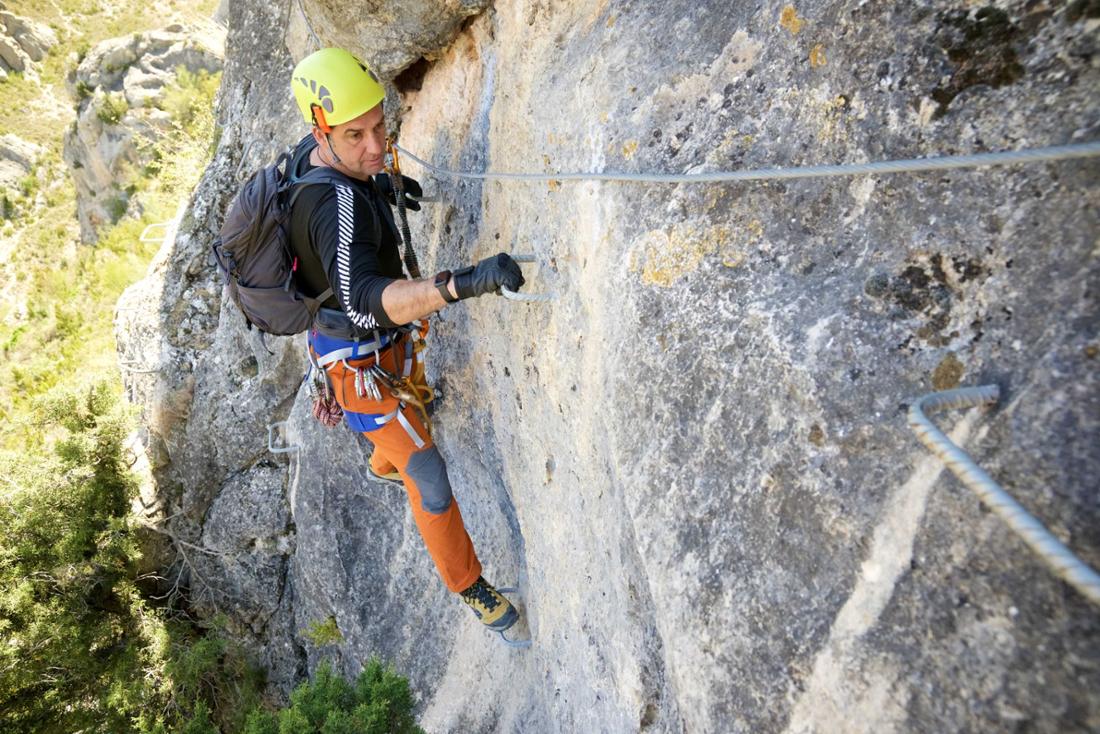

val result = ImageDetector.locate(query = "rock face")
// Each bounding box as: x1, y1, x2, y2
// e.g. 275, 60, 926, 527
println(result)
119, 1, 1100, 732
0, 134, 41, 193
0, 9, 57, 78
63, 25, 222, 242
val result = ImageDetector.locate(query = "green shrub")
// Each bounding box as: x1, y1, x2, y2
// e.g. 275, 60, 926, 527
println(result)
305, 616, 344, 647
239, 660, 424, 734
76, 79, 94, 100
18, 172, 38, 198
107, 192, 129, 222
0, 384, 265, 733
97, 91, 129, 125
160, 66, 221, 132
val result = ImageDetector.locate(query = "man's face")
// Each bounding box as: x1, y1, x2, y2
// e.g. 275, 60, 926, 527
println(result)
314, 103, 386, 180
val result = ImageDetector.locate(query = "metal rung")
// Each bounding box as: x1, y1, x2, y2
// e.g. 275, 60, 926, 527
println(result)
495, 586, 532, 648
235, 140, 261, 176
908, 385, 1100, 606
140, 221, 173, 243
267, 421, 299, 454
501, 254, 557, 303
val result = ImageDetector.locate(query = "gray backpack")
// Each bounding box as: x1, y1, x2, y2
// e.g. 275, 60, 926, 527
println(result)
212, 138, 354, 335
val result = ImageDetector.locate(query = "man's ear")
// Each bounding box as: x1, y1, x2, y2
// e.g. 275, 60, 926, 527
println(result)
310, 126, 326, 147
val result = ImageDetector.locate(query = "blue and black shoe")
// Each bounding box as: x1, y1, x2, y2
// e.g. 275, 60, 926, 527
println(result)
460, 576, 519, 632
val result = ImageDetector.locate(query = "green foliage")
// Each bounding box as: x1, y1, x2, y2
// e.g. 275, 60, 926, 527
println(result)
0, 384, 268, 732
160, 66, 221, 132
180, 701, 219, 734
239, 660, 424, 734
0, 383, 143, 731
76, 79, 94, 100
107, 192, 130, 223
0, 8, 421, 734
97, 91, 129, 125
18, 172, 38, 198
304, 616, 344, 647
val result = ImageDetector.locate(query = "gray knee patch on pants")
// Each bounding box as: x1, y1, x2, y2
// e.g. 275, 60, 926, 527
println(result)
405, 446, 453, 514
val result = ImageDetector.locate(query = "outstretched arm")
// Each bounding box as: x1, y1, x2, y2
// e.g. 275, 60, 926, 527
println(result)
380, 253, 527, 325
380, 276, 458, 325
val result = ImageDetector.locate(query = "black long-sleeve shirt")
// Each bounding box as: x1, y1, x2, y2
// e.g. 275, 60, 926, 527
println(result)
288, 138, 405, 330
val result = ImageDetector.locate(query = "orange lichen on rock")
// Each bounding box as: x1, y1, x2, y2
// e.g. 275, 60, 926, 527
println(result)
780, 6, 804, 35
809, 43, 826, 67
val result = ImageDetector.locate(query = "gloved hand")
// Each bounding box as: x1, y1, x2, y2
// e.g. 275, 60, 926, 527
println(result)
452, 253, 526, 299
373, 173, 423, 210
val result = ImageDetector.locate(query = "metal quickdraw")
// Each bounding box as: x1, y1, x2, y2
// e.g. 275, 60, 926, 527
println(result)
346, 359, 382, 402
385, 137, 421, 279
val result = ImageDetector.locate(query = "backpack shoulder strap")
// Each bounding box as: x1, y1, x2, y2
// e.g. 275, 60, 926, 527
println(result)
288, 166, 379, 212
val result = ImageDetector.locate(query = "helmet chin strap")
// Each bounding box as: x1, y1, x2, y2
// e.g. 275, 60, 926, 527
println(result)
323, 134, 343, 165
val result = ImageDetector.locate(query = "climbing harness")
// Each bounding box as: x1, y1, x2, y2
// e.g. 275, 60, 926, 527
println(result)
908, 385, 1100, 607
385, 137, 422, 279
307, 324, 435, 447
494, 586, 532, 648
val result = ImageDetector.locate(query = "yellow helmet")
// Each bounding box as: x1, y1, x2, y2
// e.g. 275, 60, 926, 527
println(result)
291, 48, 385, 130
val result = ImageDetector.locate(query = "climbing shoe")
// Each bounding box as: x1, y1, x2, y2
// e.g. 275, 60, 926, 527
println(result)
460, 576, 519, 632
368, 464, 403, 486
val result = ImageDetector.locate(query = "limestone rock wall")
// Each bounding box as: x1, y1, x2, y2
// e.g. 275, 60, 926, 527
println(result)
119, 1, 1100, 732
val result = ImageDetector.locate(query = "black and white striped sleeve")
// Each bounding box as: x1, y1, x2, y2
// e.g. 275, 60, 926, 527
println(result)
308, 183, 399, 329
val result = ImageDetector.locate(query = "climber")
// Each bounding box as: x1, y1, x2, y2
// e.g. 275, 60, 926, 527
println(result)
287, 47, 526, 632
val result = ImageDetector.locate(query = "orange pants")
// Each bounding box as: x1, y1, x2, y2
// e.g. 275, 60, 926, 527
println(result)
317, 331, 482, 593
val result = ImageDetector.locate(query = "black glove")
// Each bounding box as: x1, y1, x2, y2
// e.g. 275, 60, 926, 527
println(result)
452, 253, 526, 299
373, 173, 423, 210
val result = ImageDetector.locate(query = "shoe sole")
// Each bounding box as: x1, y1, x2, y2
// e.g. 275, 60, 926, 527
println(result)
368, 468, 404, 486
485, 605, 519, 632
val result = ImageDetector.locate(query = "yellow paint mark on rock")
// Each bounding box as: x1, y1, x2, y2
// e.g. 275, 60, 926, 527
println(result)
809, 43, 827, 67
548, 180, 561, 192
780, 6, 804, 35
932, 353, 965, 391
621, 140, 639, 159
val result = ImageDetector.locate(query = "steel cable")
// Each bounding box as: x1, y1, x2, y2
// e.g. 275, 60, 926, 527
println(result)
908, 386, 1100, 606
395, 141, 1100, 184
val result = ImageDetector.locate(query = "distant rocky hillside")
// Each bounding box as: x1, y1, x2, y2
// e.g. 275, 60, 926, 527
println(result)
64, 25, 222, 242
119, 1, 1100, 732
0, 7, 57, 80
